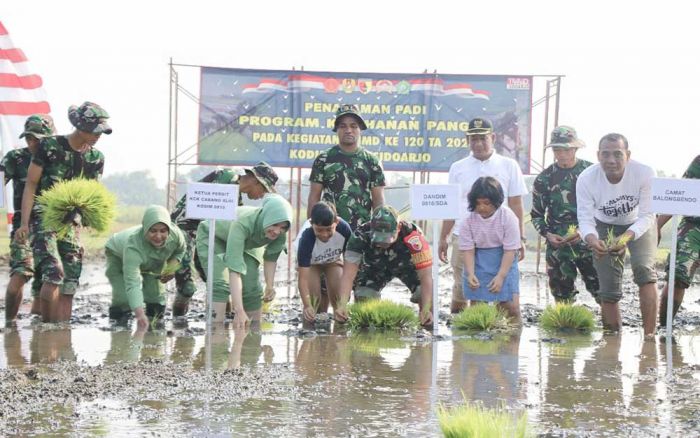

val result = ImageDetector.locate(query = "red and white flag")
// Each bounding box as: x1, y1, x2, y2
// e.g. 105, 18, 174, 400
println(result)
0, 21, 51, 153
0, 21, 51, 214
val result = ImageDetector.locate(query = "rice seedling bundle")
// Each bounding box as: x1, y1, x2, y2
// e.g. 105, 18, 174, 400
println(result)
437, 401, 530, 438
37, 178, 117, 238
539, 303, 595, 331
452, 303, 510, 331
348, 299, 418, 330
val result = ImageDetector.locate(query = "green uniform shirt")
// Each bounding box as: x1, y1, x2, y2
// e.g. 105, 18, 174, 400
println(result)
32, 135, 105, 213
105, 205, 186, 309
682, 155, 700, 224
0, 147, 32, 230
309, 145, 386, 229
531, 159, 593, 236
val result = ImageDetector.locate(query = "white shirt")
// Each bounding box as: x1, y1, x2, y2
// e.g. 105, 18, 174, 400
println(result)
576, 160, 656, 240
448, 152, 528, 235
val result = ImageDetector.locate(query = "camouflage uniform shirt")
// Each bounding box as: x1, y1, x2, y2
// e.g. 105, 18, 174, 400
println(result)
309, 145, 386, 229
0, 147, 32, 230
681, 155, 700, 225
531, 159, 593, 236
345, 221, 432, 292
32, 136, 105, 212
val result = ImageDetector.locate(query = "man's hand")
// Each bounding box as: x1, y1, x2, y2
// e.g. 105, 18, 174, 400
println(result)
586, 236, 608, 258
488, 274, 505, 294
233, 309, 250, 329
518, 242, 526, 261
134, 307, 149, 331
159, 273, 175, 284
467, 273, 480, 290
546, 233, 566, 249
438, 238, 449, 263
263, 286, 276, 303
334, 305, 348, 323
420, 308, 433, 327
14, 224, 29, 243
303, 305, 317, 323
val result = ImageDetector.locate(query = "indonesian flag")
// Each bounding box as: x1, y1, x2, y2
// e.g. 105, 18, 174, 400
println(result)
0, 21, 51, 214
0, 21, 51, 152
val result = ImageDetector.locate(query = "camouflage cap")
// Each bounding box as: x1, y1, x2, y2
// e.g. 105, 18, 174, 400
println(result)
465, 117, 494, 136
19, 114, 55, 139
370, 205, 399, 244
332, 104, 367, 132
244, 162, 278, 193
68, 102, 112, 135
546, 126, 585, 149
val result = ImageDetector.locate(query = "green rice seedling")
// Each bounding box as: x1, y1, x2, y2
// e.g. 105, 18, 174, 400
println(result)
540, 303, 595, 331
564, 225, 579, 257
347, 331, 408, 356
348, 299, 418, 330
308, 293, 320, 312
437, 401, 530, 438
564, 224, 578, 240
452, 303, 510, 331
160, 260, 181, 277
37, 178, 117, 238
603, 228, 629, 268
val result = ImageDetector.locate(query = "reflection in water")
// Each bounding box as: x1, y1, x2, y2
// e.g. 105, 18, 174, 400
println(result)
2, 316, 700, 436
449, 330, 522, 406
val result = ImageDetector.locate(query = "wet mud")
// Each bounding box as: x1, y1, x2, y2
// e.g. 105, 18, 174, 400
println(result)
2, 257, 700, 436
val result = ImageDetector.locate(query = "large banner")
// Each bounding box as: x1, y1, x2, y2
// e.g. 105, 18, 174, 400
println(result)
198, 68, 533, 173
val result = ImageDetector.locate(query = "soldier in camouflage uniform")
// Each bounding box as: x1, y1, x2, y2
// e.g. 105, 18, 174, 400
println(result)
531, 126, 599, 302
15, 102, 110, 323
308, 104, 386, 230
658, 155, 700, 325
1, 115, 55, 321
169, 162, 278, 316
335, 205, 433, 327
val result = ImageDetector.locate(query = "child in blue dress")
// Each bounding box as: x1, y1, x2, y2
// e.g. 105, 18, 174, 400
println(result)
459, 177, 521, 323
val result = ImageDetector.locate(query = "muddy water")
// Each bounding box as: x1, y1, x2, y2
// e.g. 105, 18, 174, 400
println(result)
2, 259, 700, 436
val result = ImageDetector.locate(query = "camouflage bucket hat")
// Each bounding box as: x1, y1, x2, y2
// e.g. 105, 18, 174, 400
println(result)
332, 104, 367, 132
546, 126, 585, 148
19, 114, 56, 139
465, 117, 493, 136
245, 161, 278, 193
68, 102, 112, 135
370, 205, 399, 244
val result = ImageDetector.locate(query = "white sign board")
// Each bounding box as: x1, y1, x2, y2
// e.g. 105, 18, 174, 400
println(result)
410, 184, 461, 220
185, 183, 239, 220
651, 178, 700, 216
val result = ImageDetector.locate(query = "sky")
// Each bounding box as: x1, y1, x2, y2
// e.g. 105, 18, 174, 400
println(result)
4, 0, 700, 187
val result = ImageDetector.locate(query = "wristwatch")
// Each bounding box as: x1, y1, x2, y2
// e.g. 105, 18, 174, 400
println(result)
520, 236, 527, 243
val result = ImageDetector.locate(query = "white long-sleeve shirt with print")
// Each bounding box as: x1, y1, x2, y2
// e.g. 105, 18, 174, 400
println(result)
576, 160, 656, 240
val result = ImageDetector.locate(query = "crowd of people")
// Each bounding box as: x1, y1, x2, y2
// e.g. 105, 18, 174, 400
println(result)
2, 103, 699, 337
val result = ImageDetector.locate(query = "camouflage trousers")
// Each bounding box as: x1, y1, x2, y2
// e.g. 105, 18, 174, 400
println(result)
31, 216, 83, 296
174, 229, 198, 299
665, 219, 700, 289
545, 240, 599, 302
354, 261, 422, 303
8, 229, 42, 297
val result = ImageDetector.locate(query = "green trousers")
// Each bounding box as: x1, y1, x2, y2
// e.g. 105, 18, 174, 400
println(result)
106, 249, 166, 311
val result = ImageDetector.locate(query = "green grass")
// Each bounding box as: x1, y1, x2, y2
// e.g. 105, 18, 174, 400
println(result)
437, 401, 531, 438
348, 299, 418, 330
452, 303, 510, 331
540, 303, 595, 331
37, 179, 117, 238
